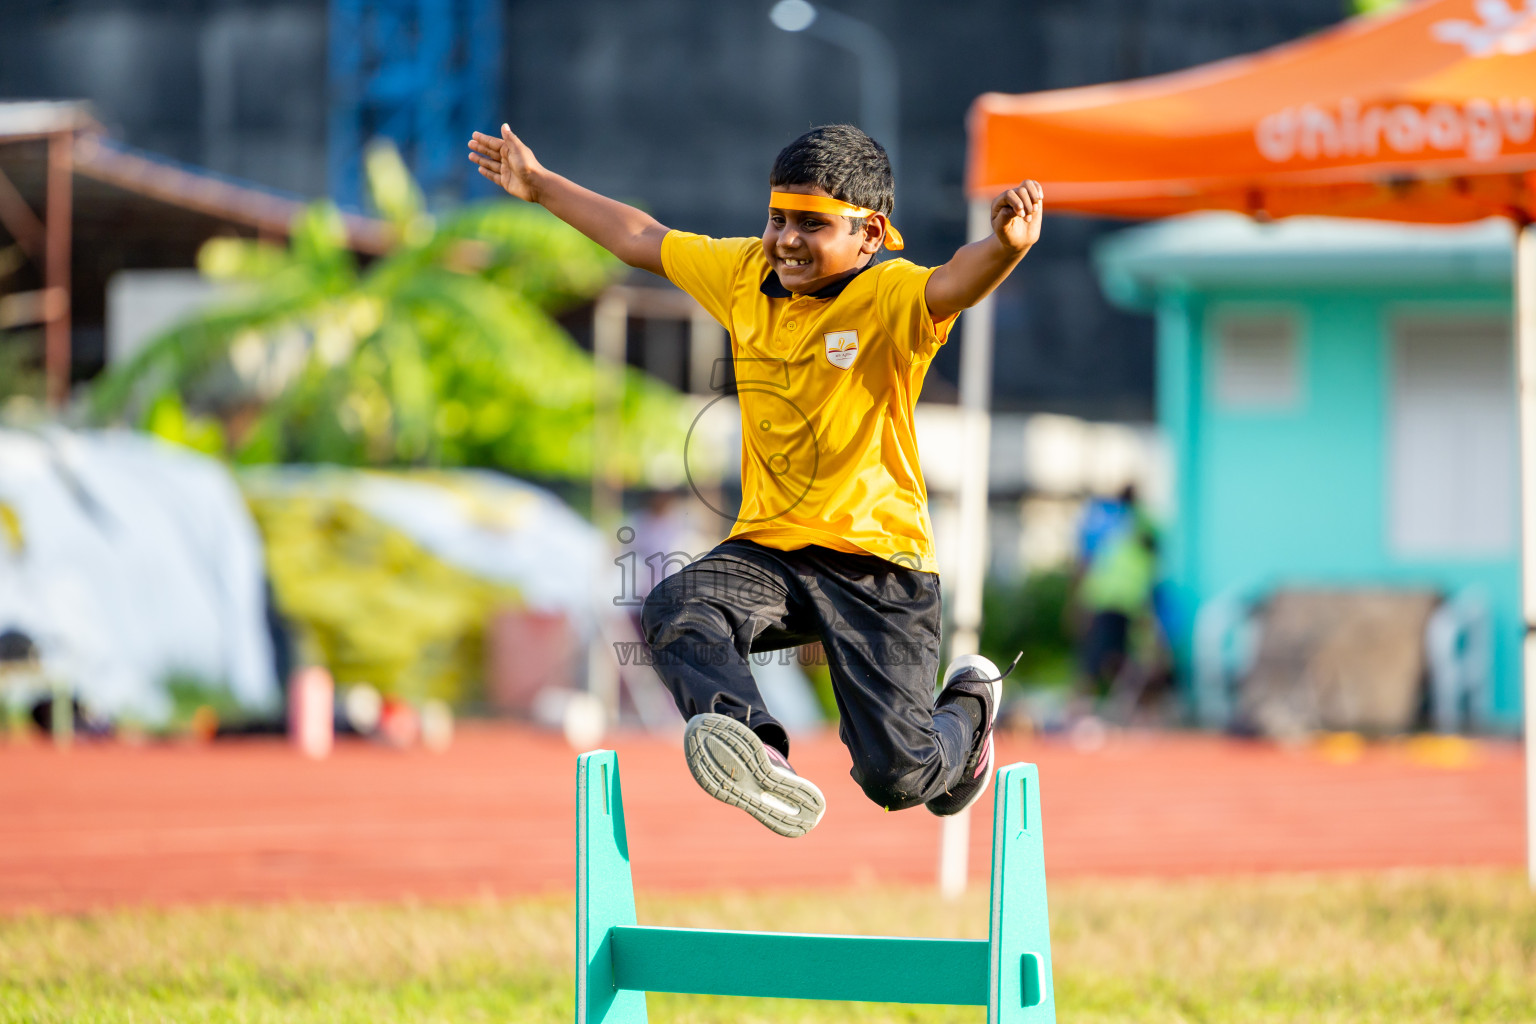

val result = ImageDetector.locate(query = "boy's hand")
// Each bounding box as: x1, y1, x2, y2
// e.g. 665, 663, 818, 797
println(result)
465, 123, 669, 274
992, 180, 1043, 252
924, 179, 1043, 320
468, 124, 544, 203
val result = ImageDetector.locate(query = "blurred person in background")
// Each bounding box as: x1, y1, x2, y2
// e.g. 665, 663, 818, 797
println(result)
1076, 484, 1138, 569
627, 488, 703, 603
621, 488, 708, 651
1071, 485, 1166, 720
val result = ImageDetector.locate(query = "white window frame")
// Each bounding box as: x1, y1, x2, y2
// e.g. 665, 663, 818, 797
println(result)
1207, 304, 1306, 413
1385, 308, 1516, 559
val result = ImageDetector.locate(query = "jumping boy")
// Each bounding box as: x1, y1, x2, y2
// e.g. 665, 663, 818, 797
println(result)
469, 122, 1042, 837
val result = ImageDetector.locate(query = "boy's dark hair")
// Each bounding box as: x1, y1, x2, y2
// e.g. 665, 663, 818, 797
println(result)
769, 125, 894, 225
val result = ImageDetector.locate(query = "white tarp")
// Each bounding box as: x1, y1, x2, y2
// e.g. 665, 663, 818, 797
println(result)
0, 428, 278, 723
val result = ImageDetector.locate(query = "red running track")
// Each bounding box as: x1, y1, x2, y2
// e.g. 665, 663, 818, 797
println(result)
0, 725, 1523, 913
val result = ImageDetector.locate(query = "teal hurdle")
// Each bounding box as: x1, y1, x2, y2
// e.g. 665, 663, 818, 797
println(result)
575, 750, 1055, 1023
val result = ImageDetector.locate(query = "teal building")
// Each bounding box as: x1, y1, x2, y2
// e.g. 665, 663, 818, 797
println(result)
1094, 214, 1521, 730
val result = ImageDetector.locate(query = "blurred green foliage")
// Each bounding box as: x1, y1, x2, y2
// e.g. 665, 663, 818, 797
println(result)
144, 393, 226, 457
0, 329, 45, 407
802, 652, 838, 722
164, 674, 255, 733
980, 570, 1077, 690
246, 490, 517, 704
89, 142, 692, 487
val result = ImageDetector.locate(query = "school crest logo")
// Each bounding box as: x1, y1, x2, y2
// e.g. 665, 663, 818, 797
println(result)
824, 329, 859, 369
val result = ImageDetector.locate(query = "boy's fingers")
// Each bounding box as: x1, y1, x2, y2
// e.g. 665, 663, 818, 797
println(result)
475, 165, 498, 182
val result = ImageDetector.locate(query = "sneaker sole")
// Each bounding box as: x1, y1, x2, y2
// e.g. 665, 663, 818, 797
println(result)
683, 714, 826, 838
926, 655, 1002, 817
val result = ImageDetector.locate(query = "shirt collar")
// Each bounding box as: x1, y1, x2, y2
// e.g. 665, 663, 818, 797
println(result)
759, 259, 875, 300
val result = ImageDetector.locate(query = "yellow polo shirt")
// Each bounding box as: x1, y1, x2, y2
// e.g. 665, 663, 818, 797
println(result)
661, 231, 957, 574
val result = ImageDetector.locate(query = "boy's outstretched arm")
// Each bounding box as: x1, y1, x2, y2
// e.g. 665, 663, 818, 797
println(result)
468, 124, 669, 276
924, 180, 1043, 322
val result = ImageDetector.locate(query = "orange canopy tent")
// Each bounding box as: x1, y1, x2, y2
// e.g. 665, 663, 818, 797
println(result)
960, 0, 1536, 887
967, 0, 1536, 222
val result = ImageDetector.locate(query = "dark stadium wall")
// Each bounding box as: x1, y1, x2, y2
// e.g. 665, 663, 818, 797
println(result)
0, 0, 1350, 417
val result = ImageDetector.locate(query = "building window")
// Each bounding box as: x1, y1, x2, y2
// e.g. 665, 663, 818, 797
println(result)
1211, 310, 1303, 411
1388, 314, 1515, 558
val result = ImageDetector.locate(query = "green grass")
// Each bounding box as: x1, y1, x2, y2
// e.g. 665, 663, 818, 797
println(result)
1, 871, 1533, 1022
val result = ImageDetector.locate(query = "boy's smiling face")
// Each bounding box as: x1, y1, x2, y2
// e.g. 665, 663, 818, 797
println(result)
763, 184, 885, 294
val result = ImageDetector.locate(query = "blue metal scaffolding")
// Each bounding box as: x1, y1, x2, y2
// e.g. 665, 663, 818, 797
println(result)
328, 0, 501, 210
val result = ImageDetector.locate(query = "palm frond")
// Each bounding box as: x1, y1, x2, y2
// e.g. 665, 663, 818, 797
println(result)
85, 155, 689, 488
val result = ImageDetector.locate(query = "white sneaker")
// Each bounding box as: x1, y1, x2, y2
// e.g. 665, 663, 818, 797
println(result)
683, 713, 826, 838
925, 654, 1002, 817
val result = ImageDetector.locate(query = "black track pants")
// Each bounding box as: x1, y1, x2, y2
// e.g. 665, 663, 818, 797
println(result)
640, 538, 973, 811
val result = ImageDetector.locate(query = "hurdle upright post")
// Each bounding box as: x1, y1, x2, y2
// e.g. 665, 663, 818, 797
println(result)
576, 750, 648, 1024
986, 762, 1055, 1021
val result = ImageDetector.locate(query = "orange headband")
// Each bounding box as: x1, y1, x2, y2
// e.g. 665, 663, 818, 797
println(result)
768, 191, 904, 251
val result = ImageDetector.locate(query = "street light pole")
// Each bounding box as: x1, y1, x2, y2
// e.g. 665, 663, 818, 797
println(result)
936, 197, 1000, 899
769, 1, 901, 197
